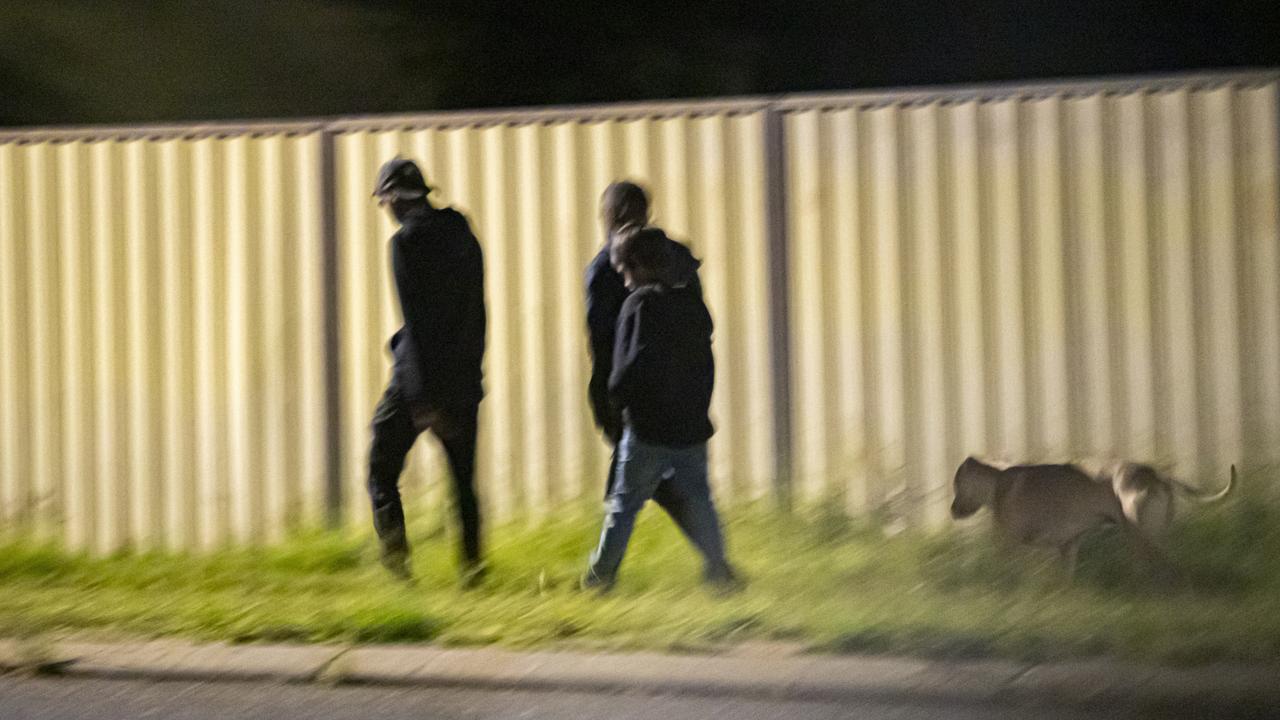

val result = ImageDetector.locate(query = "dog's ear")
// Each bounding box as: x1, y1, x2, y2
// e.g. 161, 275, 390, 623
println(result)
1112, 464, 1166, 528
951, 457, 994, 519
1113, 463, 1158, 496
959, 456, 1002, 479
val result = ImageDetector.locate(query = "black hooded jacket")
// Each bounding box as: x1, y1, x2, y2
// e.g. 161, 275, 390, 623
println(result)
608, 281, 715, 447
584, 236, 702, 440
388, 206, 486, 408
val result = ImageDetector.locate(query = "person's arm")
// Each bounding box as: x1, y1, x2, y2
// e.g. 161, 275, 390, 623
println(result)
585, 265, 623, 441
458, 234, 487, 376
608, 294, 649, 409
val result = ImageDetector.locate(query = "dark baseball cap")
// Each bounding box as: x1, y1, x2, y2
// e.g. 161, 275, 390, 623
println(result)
372, 156, 432, 199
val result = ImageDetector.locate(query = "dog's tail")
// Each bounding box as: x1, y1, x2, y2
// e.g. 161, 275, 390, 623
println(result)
1169, 464, 1236, 503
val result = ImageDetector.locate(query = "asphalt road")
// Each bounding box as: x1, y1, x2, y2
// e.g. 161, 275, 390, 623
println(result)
0, 675, 1237, 720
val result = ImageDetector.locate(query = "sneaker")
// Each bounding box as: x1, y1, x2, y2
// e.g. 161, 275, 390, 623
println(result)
579, 570, 616, 595
459, 562, 488, 590
704, 565, 745, 596
380, 551, 414, 584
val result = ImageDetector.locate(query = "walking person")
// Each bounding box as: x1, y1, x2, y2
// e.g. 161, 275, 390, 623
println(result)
583, 225, 738, 591
367, 157, 487, 585
584, 181, 701, 495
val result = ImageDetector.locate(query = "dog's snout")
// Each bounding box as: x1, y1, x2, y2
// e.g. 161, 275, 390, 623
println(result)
950, 498, 975, 520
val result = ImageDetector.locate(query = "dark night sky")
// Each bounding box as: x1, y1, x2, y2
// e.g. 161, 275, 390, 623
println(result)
1, 0, 1278, 126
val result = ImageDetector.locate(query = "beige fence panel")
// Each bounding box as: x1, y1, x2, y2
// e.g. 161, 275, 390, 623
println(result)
332, 111, 776, 524
0, 132, 329, 551
783, 77, 1280, 523
1241, 86, 1280, 476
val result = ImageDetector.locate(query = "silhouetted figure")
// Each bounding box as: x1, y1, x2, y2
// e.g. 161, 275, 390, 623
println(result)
584, 180, 702, 496
583, 225, 737, 592
367, 157, 486, 586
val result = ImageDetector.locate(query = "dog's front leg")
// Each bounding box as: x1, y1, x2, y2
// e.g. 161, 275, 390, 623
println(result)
1059, 540, 1081, 584
1122, 523, 1183, 589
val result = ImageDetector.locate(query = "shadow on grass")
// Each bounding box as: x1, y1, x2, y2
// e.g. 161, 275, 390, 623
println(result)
350, 610, 444, 643
822, 628, 1014, 660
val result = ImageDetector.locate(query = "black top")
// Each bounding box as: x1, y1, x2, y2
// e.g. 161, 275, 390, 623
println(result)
388, 206, 486, 408
584, 237, 702, 441
608, 283, 715, 448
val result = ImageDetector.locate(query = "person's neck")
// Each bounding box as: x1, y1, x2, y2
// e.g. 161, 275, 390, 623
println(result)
603, 224, 641, 248
395, 201, 432, 224
632, 270, 664, 288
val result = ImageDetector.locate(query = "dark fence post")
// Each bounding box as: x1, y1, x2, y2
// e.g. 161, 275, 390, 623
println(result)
764, 106, 794, 511
320, 128, 344, 529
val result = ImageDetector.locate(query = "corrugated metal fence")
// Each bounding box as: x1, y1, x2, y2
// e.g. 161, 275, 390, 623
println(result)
783, 80, 1280, 523
1, 70, 1276, 551
0, 133, 330, 551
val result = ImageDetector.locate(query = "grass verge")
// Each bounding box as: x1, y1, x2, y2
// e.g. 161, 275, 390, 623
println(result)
2, 497, 1279, 665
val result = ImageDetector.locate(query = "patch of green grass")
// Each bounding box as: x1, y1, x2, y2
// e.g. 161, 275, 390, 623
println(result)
2, 495, 1280, 666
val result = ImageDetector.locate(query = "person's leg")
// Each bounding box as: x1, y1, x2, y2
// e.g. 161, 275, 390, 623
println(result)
585, 429, 667, 587
651, 473, 697, 542
662, 443, 734, 583
368, 384, 421, 578
603, 447, 618, 500
432, 404, 482, 574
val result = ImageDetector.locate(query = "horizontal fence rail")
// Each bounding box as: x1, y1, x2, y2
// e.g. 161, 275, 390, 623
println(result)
0, 69, 1276, 551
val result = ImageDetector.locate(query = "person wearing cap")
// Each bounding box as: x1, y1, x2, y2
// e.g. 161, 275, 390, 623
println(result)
584, 181, 702, 497
368, 157, 487, 585
582, 225, 737, 592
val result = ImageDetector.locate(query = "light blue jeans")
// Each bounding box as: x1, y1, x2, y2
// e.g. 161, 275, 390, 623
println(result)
587, 428, 730, 584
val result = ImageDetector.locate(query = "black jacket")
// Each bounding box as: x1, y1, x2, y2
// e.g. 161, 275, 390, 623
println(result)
584, 237, 702, 441
388, 206, 486, 408
608, 283, 715, 448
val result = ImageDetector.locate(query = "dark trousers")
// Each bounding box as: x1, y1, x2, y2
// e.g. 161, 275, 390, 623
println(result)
368, 383, 481, 565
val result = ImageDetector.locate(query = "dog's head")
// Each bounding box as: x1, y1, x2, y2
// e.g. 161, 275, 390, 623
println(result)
951, 456, 999, 519
1110, 463, 1175, 539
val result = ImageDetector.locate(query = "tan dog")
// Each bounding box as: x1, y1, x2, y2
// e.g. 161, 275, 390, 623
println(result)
949, 457, 1234, 579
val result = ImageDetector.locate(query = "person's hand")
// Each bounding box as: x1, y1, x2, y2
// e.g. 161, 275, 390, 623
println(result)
603, 415, 623, 446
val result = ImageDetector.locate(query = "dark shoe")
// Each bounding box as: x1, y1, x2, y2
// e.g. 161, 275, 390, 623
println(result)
704, 564, 745, 596
459, 561, 487, 590
380, 550, 414, 584
372, 502, 412, 582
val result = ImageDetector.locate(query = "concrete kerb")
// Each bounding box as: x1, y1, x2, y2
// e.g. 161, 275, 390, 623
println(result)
327, 646, 1280, 712
1002, 659, 1280, 712
0, 640, 348, 684
3, 639, 1278, 712
0, 638, 76, 673
328, 647, 1028, 705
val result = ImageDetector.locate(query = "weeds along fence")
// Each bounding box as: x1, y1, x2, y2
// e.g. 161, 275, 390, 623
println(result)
1, 69, 1277, 552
